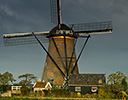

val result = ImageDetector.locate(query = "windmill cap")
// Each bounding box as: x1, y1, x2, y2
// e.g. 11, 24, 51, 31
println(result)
49, 24, 76, 36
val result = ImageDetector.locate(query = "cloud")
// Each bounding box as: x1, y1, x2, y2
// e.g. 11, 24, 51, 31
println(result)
0, 5, 16, 17
0, 0, 53, 33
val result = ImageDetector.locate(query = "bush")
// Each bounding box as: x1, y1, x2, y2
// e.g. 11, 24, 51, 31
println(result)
51, 89, 70, 97
98, 87, 116, 99
98, 88, 105, 97
92, 93, 98, 98
85, 93, 93, 98
125, 89, 128, 94
37, 90, 43, 96
43, 90, 51, 97
70, 92, 77, 98
21, 86, 30, 96
77, 92, 81, 97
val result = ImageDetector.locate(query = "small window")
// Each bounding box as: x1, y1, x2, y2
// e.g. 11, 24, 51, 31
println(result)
91, 87, 98, 92
17, 87, 21, 90
75, 87, 81, 92
98, 79, 103, 84
13, 87, 16, 90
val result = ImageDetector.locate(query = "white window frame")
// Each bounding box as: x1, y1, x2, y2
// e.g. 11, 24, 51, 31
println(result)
91, 87, 98, 92
75, 87, 81, 92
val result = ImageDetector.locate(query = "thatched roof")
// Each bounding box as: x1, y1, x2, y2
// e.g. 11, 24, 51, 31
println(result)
33, 82, 46, 88
69, 74, 106, 86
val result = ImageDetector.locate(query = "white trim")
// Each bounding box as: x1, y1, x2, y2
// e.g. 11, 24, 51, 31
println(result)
33, 82, 37, 88
78, 30, 112, 35
45, 82, 52, 88
3, 31, 49, 38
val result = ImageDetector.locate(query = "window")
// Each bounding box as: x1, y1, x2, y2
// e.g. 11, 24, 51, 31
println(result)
98, 79, 103, 84
12, 86, 22, 90
13, 87, 16, 90
91, 87, 98, 92
75, 87, 81, 92
17, 87, 21, 90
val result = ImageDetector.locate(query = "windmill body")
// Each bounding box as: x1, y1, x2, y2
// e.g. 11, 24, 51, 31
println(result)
42, 24, 79, 85
42, 36, 79, 85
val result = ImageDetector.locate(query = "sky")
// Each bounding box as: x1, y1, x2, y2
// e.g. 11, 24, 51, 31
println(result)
0, 0, 128, 82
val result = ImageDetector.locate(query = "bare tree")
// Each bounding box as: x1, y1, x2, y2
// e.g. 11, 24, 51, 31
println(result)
18, 73, 37, 86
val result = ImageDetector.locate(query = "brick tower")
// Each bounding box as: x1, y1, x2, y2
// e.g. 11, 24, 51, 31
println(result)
41, 24, 79, 85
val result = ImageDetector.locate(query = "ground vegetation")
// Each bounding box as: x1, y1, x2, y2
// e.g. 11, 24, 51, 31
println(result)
0, 71, 128, 99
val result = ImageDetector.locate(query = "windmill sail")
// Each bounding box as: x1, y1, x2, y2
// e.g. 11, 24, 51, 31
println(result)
70, 21, 113, 35
50, 0, 62, 25
50, 0, 58, 24
3, 31, 49, 46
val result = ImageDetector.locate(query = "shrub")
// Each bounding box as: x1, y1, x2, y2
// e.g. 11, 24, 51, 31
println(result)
38, 90, 43, 96
98, 88, 105, 97
70, 92, 77, 98
43, 90, 51, 97
85, 93, 93, 98
77, 92, 81, 97
92, 93, 98, 98
21, 86, 30, 96
51, 89, 70, 97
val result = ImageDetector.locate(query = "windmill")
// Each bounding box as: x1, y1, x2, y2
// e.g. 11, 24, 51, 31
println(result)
3, 0, 113, 87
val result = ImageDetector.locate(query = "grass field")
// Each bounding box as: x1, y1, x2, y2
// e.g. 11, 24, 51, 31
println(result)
0, 97, 89, 100
0, 98, 52, 100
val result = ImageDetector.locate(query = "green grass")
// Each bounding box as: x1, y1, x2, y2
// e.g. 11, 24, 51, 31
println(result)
0, 98, 52, 100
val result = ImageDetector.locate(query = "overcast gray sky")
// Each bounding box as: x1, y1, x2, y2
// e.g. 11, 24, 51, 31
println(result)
0, 0, 128, 82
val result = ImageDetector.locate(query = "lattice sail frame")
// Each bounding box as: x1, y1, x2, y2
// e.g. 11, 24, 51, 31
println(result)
3, 31, 49, 46
70, 21, 112, 34
50, 0, 58, 24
